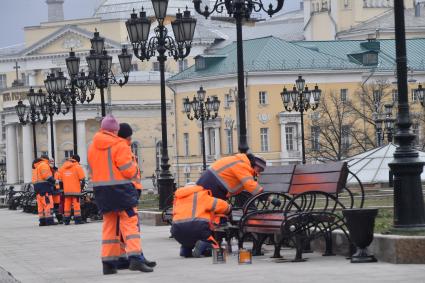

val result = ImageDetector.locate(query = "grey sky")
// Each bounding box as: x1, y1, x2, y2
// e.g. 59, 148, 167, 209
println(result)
0, 0, 301, 48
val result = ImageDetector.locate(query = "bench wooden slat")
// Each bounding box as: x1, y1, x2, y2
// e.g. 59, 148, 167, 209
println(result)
291, 172, 343, 185
293, 162, 347, 174
262, 165, 295, 174
259, 174, 292, 184
262, 183, 290, 193
290, 183, 340, 195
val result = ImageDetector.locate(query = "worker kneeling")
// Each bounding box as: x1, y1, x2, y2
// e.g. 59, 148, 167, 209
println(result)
171, 183, 231, 258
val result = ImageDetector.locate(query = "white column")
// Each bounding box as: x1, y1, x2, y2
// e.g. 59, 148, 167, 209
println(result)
204, 127, 210, 156
214, 127, 221, 159
77, 120, 87, 172
280, 122, 288, 162
47, 120, 57, 161
22, 124, 33, 183
27, 71, 36, 86
6, 124, 18, 184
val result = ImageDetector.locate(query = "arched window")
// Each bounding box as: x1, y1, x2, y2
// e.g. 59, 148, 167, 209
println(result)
155, 141, 162, 170
131, 141, 140, 165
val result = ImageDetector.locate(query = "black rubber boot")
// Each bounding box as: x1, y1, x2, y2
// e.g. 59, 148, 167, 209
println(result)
102, 262, 117, 275
74, 216, 84, 225
129, 258, 153, 272
143, 258, 157, 268
39, 219, 46, 227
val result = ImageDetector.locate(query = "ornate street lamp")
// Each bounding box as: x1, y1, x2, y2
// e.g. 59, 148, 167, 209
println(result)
15, 87, 48, 159
193, 0, 285, 153
43, 73, 71, 166
183, 86, 220, 170
389, 0, 425, 229
281, 76, 321, 164
85, 31, 132, 117
126, 2, 197, 209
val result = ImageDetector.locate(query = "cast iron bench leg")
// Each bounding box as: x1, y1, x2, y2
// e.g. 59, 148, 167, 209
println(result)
293, 234, 306, 262
271, 234, 282, 258
323, 231, 336, 256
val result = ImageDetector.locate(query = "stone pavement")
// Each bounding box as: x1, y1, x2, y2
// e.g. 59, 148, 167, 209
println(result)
0, 209, 424, 283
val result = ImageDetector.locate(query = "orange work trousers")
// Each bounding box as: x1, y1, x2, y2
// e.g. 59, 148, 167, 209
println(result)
101, 207, 142, 262
64, 196, 81, 218
36, 194, 53, 223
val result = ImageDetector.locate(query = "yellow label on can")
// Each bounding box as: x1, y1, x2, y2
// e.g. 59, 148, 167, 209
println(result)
238, 249, 252, 264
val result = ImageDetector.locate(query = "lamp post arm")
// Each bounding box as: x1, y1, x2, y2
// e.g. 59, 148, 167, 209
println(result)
250, 0, 285, 16
193, 0, 226, 18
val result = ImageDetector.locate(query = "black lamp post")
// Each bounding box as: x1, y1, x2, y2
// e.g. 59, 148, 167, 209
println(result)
84, 31, 133, 117
15, 87, 47, 159
281, 76, 321, 164
44, 73, 71, 167
193, 0, 285, 153
183, 86, 220, 170
126, 1, 197, 210
388, 0, 425, 229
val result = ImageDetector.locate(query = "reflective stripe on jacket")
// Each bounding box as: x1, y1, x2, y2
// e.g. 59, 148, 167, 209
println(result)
32, 159, 54, 195
58, 158, 85, 196
197, 153, 263, 200
171, 185, 230, 247
88, 130, 139, 212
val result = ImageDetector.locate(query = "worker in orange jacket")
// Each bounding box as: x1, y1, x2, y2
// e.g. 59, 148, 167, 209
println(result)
58, 154, 85, 225
171, 183, 231, 258
32, 155, 55, 226
50, 162, 63, 224
88, 115, 156, 275
197, 153, 267, 200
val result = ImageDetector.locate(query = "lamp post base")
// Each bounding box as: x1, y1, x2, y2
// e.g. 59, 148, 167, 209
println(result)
157, 175, 175, 210
389, 158, 425, 229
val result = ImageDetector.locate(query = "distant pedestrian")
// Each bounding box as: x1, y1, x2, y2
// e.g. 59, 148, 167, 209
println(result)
88, 115, 156, 275
32, 155, 55, 226
58, 154, 85, 225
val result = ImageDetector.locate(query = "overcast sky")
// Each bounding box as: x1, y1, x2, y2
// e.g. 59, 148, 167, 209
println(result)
0, 0, 301, 48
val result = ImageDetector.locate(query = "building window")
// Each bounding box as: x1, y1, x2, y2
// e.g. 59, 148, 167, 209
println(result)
178, 59, 188, 72
152, 61, 160, 72
413, 123, 419, 145
260, 128, 269, 152
224, 93, 232, 109
41, 151, 48, 157
195, 57, 205, 70
342, 125, 350, 151
21, 73, 29, 86
311, 126, 320, 151
156, 141, 162, 170
340, 89, 348, 102
392, 89, 398, 103
258, 91, 268, 105
184, 172, 191, 184
209, 128, 216, 155
412, 88, 418, 102
285, 125, 297, 151
130, 63, 138, 72
0, 74, 6, 89
363, 52, 378, 66
225, 129, 233, 154
183, 133, 189, 156
64, 150, 74, 159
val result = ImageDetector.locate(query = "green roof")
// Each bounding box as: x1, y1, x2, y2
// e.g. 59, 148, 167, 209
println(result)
169, 36, 425, 82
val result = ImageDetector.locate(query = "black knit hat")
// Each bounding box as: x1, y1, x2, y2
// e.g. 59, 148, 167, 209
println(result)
71, 154, 80, 163
118, 123, 133, 139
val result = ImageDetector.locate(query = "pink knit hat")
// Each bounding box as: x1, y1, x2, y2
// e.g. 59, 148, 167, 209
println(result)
101, 115, 120, 132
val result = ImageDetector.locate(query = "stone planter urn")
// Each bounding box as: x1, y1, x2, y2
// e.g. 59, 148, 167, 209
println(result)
342, 208, 378, 263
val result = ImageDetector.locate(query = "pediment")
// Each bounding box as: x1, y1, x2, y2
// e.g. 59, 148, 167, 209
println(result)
22, 26, 122, 57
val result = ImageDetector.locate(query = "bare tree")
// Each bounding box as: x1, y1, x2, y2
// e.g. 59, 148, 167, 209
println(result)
307, 90, 364, 161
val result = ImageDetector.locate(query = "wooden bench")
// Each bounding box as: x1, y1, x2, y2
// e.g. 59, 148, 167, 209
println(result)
238, 162, 364, 261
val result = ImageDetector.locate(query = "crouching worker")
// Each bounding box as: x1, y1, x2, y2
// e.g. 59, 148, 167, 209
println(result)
171, 183, 231, 258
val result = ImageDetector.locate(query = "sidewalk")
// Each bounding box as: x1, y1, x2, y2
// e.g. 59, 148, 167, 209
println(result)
0, 209, 424, 283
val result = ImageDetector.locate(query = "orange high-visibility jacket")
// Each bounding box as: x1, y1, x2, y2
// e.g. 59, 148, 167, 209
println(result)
51, 169, 62, 196
172, 185, 230, 224
132, 154, 143, 191
58, 159, 85, 197
197, 153, 263, 200
32, 159, 54, 195
88, 130, 139, 212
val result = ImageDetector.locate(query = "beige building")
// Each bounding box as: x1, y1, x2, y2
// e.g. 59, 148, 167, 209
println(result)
168, 36, 425, 186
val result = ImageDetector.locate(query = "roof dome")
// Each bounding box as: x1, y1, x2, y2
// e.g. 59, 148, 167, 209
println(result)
93, 0, 196, 20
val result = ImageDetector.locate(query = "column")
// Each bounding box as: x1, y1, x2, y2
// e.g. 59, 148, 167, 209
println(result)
77, 120, 87, 172
214, 127, 221, 159
204, 127, 210, 156
47, 121, 57, 162
6, 124, 18, 184
27, 71, 36, 86
22, 124, 33, 183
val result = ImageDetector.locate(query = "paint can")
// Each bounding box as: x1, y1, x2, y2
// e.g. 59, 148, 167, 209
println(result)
238, 249, 252, 264
212, 248, 226, 264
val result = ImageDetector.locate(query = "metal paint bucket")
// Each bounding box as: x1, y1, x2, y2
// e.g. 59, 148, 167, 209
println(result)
212, 248, 226, 264
238, 249, 252, 264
